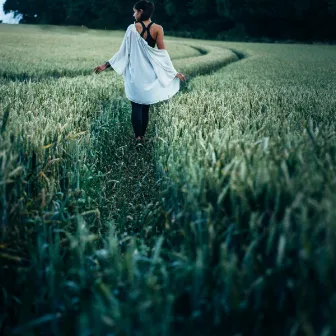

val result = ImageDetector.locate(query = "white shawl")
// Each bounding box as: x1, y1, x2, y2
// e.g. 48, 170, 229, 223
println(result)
108, 23, 180, 105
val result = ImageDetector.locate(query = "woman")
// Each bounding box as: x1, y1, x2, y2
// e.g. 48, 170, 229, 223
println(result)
93, 0, 186, 145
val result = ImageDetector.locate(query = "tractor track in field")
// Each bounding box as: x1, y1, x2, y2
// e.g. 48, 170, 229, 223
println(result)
0, 45, 206, 83
0, 44, 245, 83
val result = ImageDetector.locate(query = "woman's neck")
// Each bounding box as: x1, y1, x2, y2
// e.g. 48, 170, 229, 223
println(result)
139, 19, 151, 24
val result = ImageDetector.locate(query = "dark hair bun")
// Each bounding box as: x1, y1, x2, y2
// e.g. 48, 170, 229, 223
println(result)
134, 1, 155, 21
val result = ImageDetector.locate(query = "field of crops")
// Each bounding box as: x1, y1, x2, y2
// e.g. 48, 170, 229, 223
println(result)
1, 23, 336, 335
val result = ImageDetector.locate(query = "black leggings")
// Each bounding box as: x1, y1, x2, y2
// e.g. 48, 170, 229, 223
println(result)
131, 101, 150, 138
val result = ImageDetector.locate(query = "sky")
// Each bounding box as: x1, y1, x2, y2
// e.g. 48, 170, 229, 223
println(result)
0, 0, 20, 23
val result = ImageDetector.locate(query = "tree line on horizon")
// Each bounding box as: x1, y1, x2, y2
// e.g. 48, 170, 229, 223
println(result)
3, 0, 336, 42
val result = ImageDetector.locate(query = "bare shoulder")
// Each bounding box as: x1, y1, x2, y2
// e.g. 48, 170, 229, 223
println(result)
135, 22, 142, 32
155, 24, 163, 32
153, 24, 163, 39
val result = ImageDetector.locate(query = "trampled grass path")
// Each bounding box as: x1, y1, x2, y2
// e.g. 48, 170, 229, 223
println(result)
93, 46, 243, 238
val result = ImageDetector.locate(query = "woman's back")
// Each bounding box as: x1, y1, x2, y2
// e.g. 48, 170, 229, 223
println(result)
138, 21, 156, 47
135, 22, 165, 49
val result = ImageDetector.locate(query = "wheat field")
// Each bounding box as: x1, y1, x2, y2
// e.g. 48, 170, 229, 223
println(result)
1, 23, 336, 335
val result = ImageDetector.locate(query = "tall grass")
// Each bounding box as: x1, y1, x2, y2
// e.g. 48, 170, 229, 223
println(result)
1, 24, 336, 335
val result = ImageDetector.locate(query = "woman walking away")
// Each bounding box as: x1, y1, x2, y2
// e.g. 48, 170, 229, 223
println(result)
93, 0, 186, 146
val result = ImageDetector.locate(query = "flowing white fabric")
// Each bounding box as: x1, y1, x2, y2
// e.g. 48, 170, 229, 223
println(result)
108, 23, 180, 105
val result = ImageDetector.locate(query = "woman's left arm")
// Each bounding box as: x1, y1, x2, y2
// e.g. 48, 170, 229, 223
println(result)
93, 61, 111, 74
93, 27, 131, 75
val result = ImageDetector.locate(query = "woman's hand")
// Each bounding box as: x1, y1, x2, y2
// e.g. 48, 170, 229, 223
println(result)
176, 72, 186, 82
93, 64, 108, 74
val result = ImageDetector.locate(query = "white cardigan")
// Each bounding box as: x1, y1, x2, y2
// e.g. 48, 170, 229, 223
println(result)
108, 23, 180, 105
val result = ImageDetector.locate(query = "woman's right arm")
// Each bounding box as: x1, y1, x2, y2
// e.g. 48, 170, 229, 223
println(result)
157, 26, 186, 82
156, 26, 166, 50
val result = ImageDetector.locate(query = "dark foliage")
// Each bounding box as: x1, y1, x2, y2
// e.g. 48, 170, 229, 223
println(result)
3, 0, 336, 40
